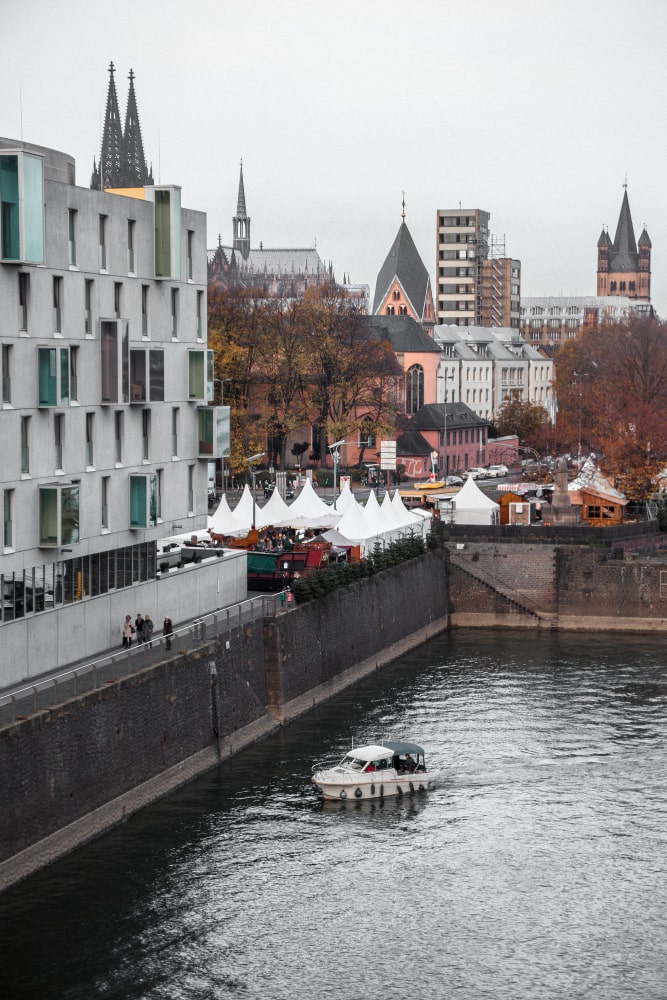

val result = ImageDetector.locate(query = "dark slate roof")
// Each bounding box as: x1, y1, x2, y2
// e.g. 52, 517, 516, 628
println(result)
597, 228, 612, 248
396, 428, 433, 457
365, 314, 441, 354
609, 189, 638, 272
410, 401, 488, 431
639, 227, 652, 248
372, 221, 431, 316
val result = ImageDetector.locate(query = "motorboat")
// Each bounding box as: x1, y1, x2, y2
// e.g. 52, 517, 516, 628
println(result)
412, 480, 445, 491
311, 741, 432, 801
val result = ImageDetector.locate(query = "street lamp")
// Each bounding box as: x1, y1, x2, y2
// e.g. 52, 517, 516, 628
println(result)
438, 372, 455, 479
213, 378, 232, 494
244, 451, 265, 529
328, 439, 345, 509
573, 371, 591, 468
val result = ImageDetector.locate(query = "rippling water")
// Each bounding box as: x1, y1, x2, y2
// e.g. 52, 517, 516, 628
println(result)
2, 630, 667, 1000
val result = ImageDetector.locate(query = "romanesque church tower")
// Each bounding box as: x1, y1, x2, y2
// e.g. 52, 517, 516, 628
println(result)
597, 187, 651, 302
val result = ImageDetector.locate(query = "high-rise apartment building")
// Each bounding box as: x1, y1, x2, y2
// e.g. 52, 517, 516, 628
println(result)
436, 209, 520, 328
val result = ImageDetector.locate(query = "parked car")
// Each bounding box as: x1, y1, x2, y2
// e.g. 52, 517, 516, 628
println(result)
466, 467, 488, 480
445, 475, 463, 487
486, 464, 509, 478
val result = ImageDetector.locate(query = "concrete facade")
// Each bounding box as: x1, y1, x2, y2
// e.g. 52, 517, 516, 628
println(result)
0, 138, 218, 680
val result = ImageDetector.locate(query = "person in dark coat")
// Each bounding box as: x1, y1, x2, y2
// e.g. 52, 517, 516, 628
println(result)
134, 613, 145, 644
163, 616, 173, 650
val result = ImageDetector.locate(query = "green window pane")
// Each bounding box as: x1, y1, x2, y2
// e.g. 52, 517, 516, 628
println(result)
188, 351, 204, 399
171, 188, 181, 280
38, 348, 56, 406
198, 407, 213, 455
130, 476, 147, 528
39, 488, 58, 545
154, 190, 171, 278
0, 155, 19, 260
22, 154, 44, 263
148, 475, 157, 527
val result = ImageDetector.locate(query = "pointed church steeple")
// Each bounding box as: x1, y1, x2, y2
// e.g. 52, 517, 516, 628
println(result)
94, 61, 124, 190
610, 187, 637, 268
373, 210, 434, 332
233, 161, 251, 260
123, 69, 150, 187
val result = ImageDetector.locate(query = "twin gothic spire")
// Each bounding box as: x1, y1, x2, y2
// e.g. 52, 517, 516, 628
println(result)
91, 62, 153, 190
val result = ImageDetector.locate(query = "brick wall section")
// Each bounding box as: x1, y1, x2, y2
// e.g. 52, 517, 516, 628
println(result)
0, 652, 214, 860
266, 552, 449, 707
448, 543, 557, 613
556, 548, 667, 618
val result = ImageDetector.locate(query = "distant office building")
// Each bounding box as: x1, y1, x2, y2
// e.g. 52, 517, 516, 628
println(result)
208, 164, 333, 297
597, 187, 651, 303
520, 296, 651, 350
436, 209, 520, 329
373, 209, 435, 334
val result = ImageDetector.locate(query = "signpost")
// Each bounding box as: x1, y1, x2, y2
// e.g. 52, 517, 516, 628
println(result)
380, 440, 397, 489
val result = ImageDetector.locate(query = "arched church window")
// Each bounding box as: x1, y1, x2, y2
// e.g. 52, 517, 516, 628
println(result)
392, 289, 400, 301
405, 364, 424, 415
399, 305, 407, 315
386, 305, 395, 315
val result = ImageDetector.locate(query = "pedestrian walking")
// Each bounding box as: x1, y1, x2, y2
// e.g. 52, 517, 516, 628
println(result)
144, 613, 154, 648
134, 613, 145, 644
122, 614, 133, 648
163, 615, 173, 650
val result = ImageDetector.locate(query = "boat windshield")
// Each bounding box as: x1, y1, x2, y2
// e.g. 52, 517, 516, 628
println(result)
340, 755, 366, 771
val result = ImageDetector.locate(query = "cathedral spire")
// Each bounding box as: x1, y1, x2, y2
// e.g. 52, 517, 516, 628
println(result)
96, 61, 124, 189
123, 68, 149, 186
233, 160, 251, 259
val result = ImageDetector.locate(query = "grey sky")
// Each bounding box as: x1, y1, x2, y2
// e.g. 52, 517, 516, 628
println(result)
3, 0, 666, 314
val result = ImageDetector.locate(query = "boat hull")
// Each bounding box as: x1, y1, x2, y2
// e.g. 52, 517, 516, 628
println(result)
312, 769, 432, 801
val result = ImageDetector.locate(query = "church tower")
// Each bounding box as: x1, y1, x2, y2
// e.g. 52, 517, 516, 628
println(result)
233, 163, 251, 260
373, 199, 435, 334
597, 187, 651, 302
91, 63, 152, 190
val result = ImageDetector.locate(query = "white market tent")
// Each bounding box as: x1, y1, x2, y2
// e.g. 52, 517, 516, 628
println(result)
208, 490, 251, 536
448, 475, 499, 525
391, 490, 427, 528
259, 488, 291, 525
274, 477, 340, 529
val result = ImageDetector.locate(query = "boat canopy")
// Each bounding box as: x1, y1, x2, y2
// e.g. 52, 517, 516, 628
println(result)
346, 742, 425, 760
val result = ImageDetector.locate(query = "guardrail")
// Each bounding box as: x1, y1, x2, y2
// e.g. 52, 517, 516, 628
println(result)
0, 592, 295, 730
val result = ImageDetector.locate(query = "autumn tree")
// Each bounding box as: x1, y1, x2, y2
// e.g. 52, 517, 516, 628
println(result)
495, 395, 550, 450
302, 284, 404, 464
554, 319, 667, 499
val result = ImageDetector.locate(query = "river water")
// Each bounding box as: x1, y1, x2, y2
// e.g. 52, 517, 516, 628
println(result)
1, 629, 666, 1000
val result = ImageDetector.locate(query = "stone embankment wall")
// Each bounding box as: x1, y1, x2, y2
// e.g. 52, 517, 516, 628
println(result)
0, 552, 448, 891
448, 540, 667, 631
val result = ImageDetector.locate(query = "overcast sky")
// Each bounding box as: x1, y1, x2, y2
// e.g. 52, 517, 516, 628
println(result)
3, 0, 666, 314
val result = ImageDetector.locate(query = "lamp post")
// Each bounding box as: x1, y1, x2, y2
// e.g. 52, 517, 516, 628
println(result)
213, 378, 232, 494
438, 372, 455, 479
328, 439, 345, 509
244, 451, 265, 529
573, 371, 591, 468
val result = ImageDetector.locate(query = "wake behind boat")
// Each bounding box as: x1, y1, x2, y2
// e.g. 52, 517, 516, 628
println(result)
311, 741, 432, 801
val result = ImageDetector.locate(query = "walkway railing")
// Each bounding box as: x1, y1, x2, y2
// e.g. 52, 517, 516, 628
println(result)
0, 593, 295, 729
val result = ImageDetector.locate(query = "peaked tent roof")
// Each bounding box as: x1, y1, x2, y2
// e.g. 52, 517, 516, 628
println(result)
260, 488, 291, 523
372, 221, 432, 318
456, 475, 500, 511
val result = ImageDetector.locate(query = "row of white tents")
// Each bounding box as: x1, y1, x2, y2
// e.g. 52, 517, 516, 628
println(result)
208, 479, 432, 554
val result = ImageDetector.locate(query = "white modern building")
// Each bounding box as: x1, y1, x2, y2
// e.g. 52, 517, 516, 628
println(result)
519, 295, 652, 349
0, 137, 231, 682
433, 324, 554, 422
